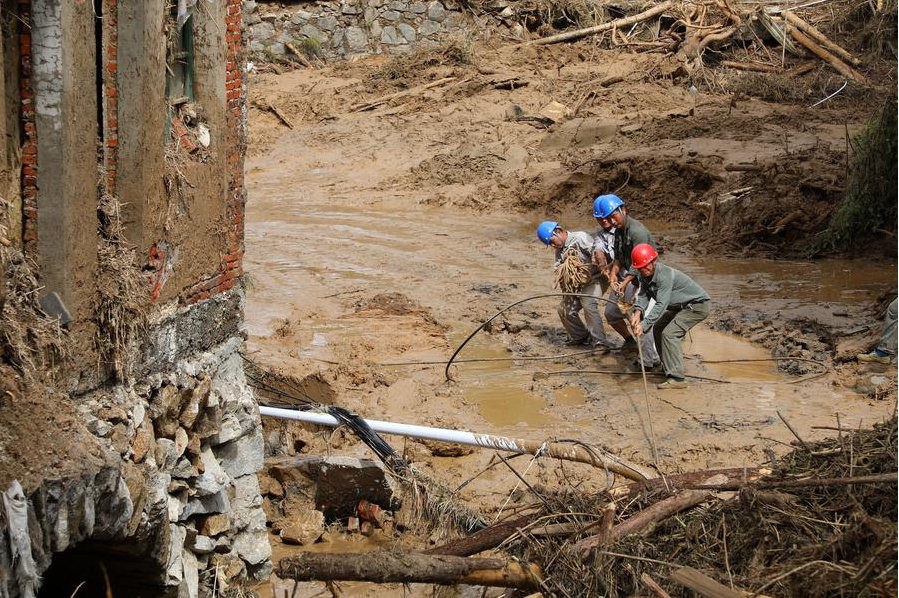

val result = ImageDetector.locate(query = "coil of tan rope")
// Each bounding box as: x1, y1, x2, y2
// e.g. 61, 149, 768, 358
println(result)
553, 248, 591, 293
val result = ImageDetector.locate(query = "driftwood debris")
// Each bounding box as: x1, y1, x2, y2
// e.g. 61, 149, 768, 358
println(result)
350, 77, 457, 112
786, 25, 868, 84
284, 41, 314, 68
720, 60, 781, 73
275, 552, 543, 590
782, 10, 861, 66
572, 474, 728, 551
615, 467, 766, 496
670, 566, 746, 598
251, 99, 293, 129
426, 514, 535, 557
525, 1, 673, 46
641, 572, 673, 598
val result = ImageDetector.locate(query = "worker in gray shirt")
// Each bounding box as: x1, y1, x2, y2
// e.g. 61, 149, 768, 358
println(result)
627, 244, 710, 389
536, 221, 614, 348
593, 194, 659, 367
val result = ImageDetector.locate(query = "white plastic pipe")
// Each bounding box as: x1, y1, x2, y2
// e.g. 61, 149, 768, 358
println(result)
259, 405, 655, 481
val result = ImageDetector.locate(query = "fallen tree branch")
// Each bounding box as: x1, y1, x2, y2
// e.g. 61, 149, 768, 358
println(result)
782, 11, 861, 66
251, 99, 294, 129
284, 41, 314, 68
787, 25, 868, 84
720, 60, 782, 73
669, 566, 746, 598
350, 77, 457, 112
615, 467, 766, 496
525, 1, 673, 46
682, 472, 898, 491
426, 514, 536, 556
573, 474, 728, 551
275, 552, 543, 589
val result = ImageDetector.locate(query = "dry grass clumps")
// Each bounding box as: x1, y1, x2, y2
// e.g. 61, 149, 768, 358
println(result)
0, 248, 66, 376
367, 37, 476, 86
94, 193, 148, 381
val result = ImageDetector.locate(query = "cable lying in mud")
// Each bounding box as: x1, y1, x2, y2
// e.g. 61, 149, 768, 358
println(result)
437, 293, 830, 383
444, 293, 620, 382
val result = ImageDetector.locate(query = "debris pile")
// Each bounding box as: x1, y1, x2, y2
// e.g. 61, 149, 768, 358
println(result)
508, 416, 898, 596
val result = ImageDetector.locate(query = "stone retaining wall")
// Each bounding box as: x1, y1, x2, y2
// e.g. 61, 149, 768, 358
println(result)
243, 0, 469, 60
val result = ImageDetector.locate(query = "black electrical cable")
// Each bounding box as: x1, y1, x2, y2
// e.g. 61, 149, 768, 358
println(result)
444, 292, 620, 381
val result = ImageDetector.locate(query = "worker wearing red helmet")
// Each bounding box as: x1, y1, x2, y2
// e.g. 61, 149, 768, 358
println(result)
627, 243, 710, 390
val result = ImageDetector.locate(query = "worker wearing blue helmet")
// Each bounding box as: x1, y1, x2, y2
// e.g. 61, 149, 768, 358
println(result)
536, 221, 615, 348
593, 194, 660, 367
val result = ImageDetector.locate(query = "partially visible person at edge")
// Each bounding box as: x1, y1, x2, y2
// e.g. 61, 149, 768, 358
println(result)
627, 243, 710, 390
536, 220, 615, 349
593, 194, 660, 367
857, 297, 898, 364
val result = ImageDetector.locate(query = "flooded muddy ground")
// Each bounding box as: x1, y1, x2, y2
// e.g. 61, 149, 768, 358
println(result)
241, 40, 896, 596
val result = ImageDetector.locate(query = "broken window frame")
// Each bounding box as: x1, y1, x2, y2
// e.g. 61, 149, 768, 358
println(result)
165, 4, 195, 134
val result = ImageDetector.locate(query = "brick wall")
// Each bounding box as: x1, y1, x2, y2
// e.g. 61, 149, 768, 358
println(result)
103, 0, 119, 194
181, 0, 245, 305
19, 0, 37, 257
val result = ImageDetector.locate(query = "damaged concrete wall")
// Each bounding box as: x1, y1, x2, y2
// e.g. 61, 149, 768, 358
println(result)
115, 1, 167, 250
0, 0, 265, 596
30, 0, 100, 361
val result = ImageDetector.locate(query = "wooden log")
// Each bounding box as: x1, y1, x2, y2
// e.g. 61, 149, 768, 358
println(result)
425, 514, 535, 556
285, 41, 314, 68
782, 11, 861, 66
669, 566, 744, 598
350, 77, 457, 112
641, 572, 673, 598
771, 209, 804, 234
573, 474, 728, 551
526, 1, 673, 46
688, 472, 898, 491
785, 61, 817, 77
275, 552, 543, 589
614, 467, 766, 496
724, 162, 771, 172
787, 25, 868, 84
720, 60, 781, 73
251, 99, 294, 129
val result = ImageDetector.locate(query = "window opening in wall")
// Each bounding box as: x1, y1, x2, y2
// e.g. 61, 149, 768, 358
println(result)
165, 1, 194, 131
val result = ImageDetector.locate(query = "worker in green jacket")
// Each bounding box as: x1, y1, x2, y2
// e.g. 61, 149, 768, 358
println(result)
593, 194, 659, 367
628, 244, 710, 389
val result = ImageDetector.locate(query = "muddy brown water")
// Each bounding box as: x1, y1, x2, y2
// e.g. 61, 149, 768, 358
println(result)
243, 100, 897, 597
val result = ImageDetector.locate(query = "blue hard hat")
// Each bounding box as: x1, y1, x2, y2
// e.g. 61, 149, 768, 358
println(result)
593, 194, 624, 219
536, 221, 560, 245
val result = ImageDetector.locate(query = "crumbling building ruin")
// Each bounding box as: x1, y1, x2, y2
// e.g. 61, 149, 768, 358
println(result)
0, 1, 270, 596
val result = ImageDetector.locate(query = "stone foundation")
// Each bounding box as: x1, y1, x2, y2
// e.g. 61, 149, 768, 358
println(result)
0, 289, 269, 598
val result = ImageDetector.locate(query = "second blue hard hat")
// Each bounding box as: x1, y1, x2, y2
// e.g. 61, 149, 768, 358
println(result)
593, 194, 624, 219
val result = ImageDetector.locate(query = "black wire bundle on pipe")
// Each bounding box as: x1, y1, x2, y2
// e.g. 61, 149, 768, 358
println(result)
241, 353, 488, 532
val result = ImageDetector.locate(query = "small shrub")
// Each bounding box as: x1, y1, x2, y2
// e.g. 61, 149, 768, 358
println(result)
809, 97, 898, 254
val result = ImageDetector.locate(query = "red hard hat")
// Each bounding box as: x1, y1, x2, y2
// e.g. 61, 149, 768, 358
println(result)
631, 243, 658, 269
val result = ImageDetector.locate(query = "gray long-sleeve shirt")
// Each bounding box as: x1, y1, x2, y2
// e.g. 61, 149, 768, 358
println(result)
634, 263, 710, 329
554, 231, 601, 280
